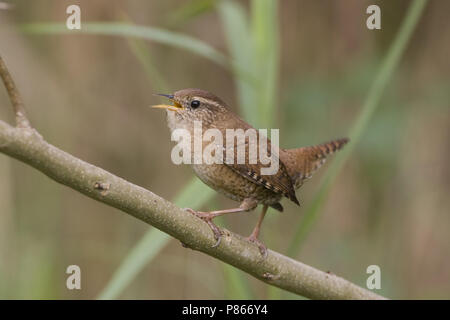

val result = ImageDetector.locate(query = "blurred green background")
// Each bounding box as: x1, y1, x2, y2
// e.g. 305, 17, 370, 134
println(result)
0, 0, 449, 299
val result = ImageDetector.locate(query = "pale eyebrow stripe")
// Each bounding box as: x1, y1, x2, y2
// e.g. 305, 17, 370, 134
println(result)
193, 96, 222, 108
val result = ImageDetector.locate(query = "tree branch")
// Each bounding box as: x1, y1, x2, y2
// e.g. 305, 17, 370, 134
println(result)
0, 54, 385, 300
0, 55, 31, 128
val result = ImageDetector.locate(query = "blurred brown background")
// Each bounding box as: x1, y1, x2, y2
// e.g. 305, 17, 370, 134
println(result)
0, 0, 449, 299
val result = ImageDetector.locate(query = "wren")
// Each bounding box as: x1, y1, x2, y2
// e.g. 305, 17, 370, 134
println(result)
153, 88, 348, 256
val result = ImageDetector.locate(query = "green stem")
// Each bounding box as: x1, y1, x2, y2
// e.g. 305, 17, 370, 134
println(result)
288, 0, 428, 256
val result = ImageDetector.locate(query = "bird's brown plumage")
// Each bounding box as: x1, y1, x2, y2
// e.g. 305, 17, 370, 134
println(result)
155, 88, 349, 253
281, 138, 349, 189
210, 107, 300, 205
163, 88, 348, 207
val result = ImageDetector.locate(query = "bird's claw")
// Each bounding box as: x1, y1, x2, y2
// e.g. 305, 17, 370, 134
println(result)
207, 220, 222, 247
246, 235, 268, 259
184, 208, 222, 247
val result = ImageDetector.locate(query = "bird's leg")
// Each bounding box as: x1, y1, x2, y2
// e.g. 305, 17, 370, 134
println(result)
185, 207, 245, 247
191, 207, 247, 219
246, 205, 269, 258
185, 199, 258, 247
185, 207, 246, 247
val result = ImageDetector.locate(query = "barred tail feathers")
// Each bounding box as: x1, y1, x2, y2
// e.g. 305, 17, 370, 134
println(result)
284, 138, 349, 188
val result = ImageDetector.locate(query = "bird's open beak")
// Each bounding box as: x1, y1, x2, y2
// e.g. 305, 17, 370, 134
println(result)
151, 94, 184, 111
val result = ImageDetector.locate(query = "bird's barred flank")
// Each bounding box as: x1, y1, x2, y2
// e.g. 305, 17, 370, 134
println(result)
246, 169, 280, 193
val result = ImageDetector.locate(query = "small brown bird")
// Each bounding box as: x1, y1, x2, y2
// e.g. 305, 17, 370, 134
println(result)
153, 88, 348, 256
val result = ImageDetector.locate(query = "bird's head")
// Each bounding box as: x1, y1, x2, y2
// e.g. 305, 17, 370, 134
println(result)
152, 88, 229, 128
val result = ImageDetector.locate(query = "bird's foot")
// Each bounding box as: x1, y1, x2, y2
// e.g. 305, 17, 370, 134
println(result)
245, 235, 268, 259
185, 208, 222, 247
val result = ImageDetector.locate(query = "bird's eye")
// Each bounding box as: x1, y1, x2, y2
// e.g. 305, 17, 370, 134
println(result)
190, 100, 200, 109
